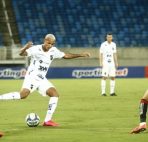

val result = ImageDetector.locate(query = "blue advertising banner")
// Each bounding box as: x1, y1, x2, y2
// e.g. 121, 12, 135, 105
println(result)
47, 67, 144, 78
0, 67, 26, 79
0, 66, 145, 79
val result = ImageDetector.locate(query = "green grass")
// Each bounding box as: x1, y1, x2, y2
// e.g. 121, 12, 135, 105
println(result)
0, 78, 148, 142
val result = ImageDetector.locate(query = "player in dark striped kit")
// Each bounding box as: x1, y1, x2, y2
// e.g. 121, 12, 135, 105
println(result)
131, 90, 148, 134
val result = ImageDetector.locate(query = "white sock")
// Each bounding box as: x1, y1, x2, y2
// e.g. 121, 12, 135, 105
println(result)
110, 80, 115, 94
44, 97, 58, 122
101, 79, 106, 94
0, 92, 21, 100
140, 122, 146, 126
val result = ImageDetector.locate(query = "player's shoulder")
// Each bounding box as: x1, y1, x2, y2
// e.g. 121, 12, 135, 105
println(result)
51, 46, 57, 50
100, 41, 107, 47
51, 46, 63, 52
111, 41, 116, 46
31, 44, 41, 49
49, 46, 58, 52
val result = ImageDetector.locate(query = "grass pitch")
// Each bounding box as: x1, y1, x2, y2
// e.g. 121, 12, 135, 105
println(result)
0, 78, 148, 142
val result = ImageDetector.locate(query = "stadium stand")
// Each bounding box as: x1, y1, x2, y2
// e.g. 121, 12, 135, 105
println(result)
0, 0, 20, 46
12, 0, 148, 47
0, 33, 3, 46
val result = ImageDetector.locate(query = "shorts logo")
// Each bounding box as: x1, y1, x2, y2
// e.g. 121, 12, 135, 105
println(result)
30, 84, 33, 89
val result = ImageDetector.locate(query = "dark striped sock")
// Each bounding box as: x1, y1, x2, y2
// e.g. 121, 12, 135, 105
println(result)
139, 99, 148, 122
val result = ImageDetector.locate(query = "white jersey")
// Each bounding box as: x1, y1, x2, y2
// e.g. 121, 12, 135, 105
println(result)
100, 41, 116, 65
25, 45, 65, 79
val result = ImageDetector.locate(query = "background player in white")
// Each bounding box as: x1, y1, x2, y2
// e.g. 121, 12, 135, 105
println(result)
99, 33, 118, 96
130, 90, 148, 134
0, 34, 90, 126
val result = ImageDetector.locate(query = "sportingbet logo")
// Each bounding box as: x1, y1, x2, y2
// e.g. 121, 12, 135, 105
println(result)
116, 68, 128, 76
0, 68, 26, 79
72, 68, 102, 78
72, 68, 128, 78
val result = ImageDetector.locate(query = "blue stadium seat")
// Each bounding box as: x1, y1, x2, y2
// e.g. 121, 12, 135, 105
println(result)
12, 0, 148, 47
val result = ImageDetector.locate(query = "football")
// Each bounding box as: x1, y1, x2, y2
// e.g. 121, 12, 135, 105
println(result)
25, 113, 40, 127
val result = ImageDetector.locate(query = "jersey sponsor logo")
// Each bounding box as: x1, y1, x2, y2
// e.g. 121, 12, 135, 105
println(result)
107, 54, 111, 57
38, 65, 48, 72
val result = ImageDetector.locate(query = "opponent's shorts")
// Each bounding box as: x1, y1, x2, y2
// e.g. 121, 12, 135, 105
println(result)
101, 64, 116, 77
22, 75, 55, 96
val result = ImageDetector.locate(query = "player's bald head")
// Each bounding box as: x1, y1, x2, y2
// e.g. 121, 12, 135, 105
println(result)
45, 34, 56, 41
43, 34, 56, 49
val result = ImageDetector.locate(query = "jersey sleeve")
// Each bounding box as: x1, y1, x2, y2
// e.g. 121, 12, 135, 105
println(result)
113, 43, 117, 53
54, 48, 65, 59
26, 46, 36, 57
100, 43, 104, 54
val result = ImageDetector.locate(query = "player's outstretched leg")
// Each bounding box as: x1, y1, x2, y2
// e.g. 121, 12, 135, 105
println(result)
130, 99, 148, 134
0, 92, 21, 100
43, 87, 59, 127
0, 89, 30, 100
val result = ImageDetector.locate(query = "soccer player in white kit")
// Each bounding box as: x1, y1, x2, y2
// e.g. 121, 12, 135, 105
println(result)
99, 33, 118, 96
0, 34, 90, 126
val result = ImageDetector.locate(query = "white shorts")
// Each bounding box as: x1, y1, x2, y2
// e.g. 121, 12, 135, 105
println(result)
101, 64, 116, 77
22, 75, 55, 96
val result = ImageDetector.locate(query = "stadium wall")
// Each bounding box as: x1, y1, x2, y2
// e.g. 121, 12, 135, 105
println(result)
0, 47, 148, 67
49, 47, 148, 67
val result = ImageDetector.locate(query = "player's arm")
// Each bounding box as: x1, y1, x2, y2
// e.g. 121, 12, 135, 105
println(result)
99, 53, 103, 67
113, 53, 118, 68
63, 52, 90, 59
19, 41, 33, 56
99, 44, 103, 67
